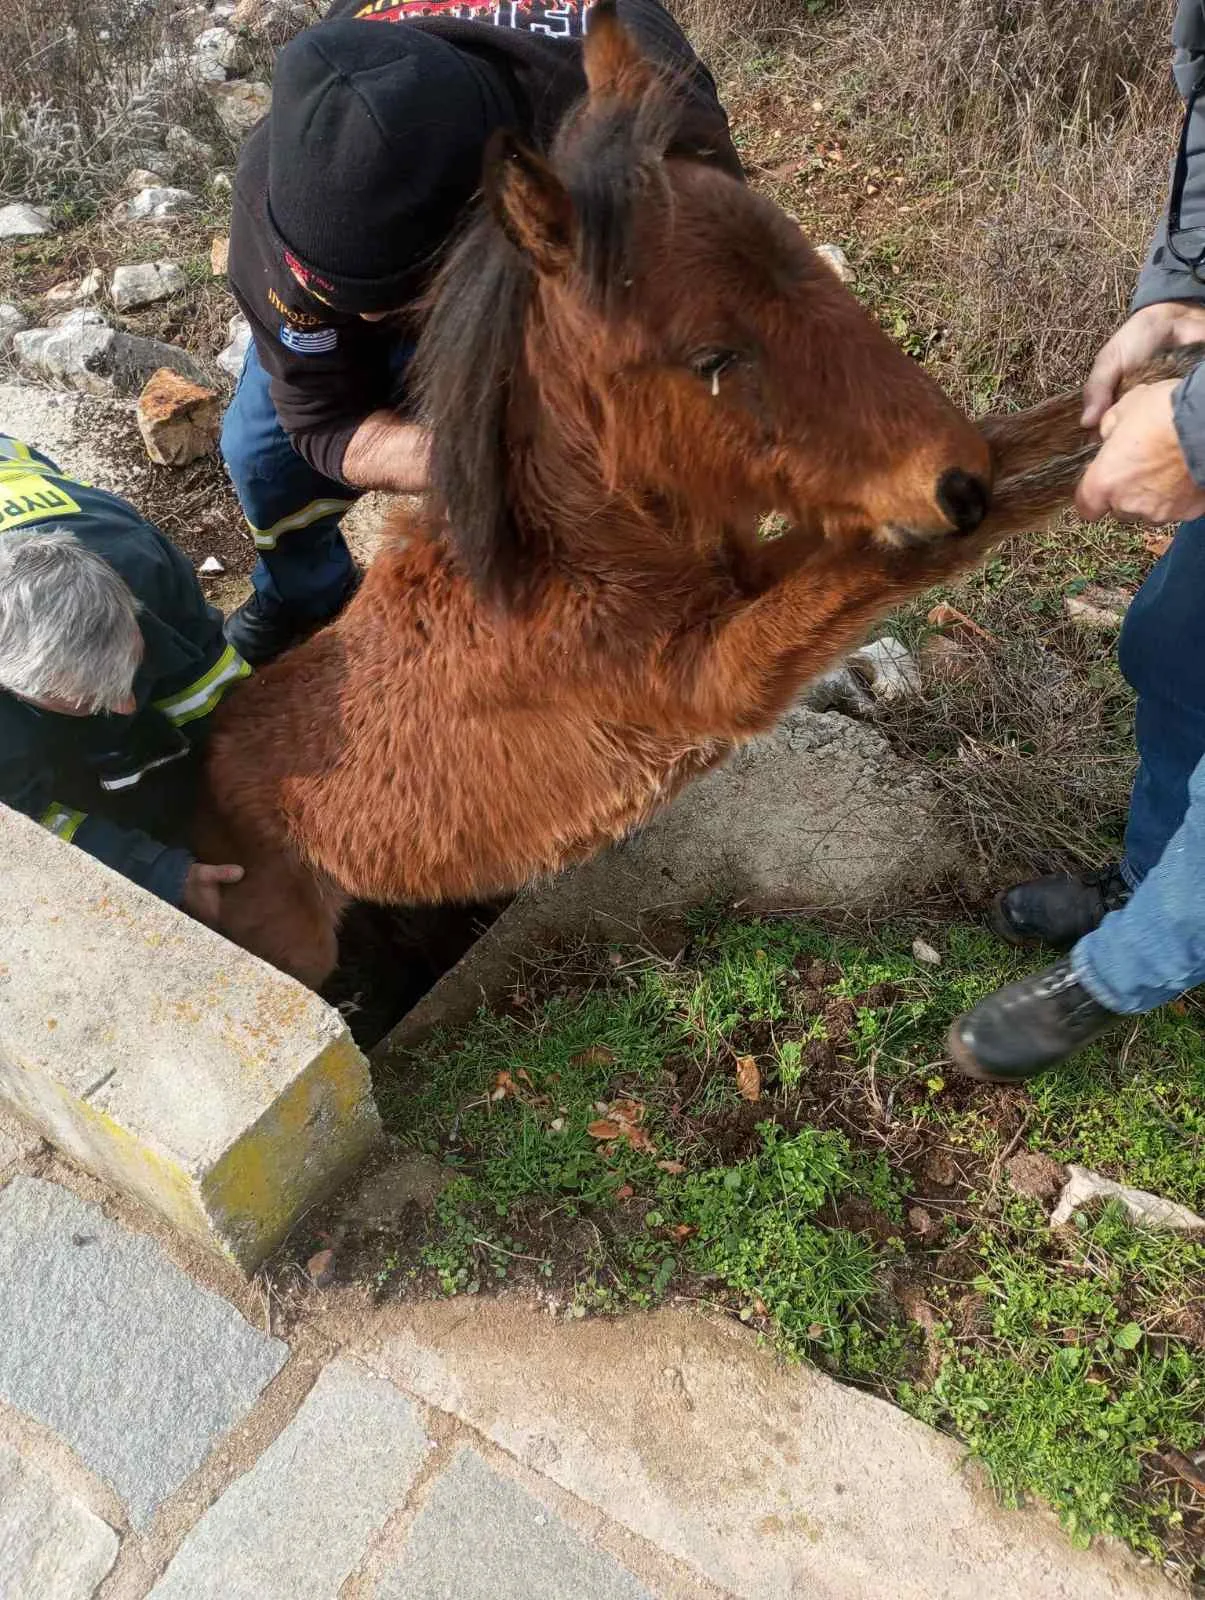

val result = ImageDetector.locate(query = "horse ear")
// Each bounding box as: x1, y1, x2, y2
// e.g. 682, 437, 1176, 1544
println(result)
584, 0, 657, 103
484, 129, 576, 276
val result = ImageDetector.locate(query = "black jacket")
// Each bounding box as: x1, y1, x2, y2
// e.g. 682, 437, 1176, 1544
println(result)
226, 0, 739, 481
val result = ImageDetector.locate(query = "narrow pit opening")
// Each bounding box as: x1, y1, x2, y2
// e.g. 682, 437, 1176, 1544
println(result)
321, 898, 508, 1050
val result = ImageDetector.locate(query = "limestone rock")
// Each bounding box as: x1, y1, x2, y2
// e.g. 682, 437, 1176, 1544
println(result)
165, 124, 216, 169
111, 260, 188, 311
211, 172, 233, 195
192, 25, 249, 80
125, 166, 168, 193
799, 665, 874, 717
209, 79, 272, 138
231, 0, 311, 35
76, 267, 103, 302
815, 242, 854, 283
849, 635, 923, 702
217, 313, 252, 378
121, 186, 200, 221
0, 203, 52, 240
1064, 585, 1132, 630
0, 304, 29, 355
43, 279, 80, 305
1051, 1164, 1205, 1233
210, 235, 230, 277
14, 308, 206, 398
137, 368, 220, 465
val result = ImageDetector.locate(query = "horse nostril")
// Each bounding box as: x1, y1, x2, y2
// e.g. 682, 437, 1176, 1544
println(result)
936, 468, 989, 536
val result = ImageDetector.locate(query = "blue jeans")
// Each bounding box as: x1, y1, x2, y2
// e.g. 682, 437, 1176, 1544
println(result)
220, 343, 359, 619
220, 340, 417, 619
1073, 514, 1205, 1012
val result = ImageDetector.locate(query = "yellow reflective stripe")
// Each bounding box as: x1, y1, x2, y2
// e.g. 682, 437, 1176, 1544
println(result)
248, 496, 354, 550
0, 438, 33, 464
153, 643, 251, 727
39, 803, 87, 843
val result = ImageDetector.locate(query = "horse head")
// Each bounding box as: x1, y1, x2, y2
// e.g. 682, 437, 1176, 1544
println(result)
416, 1, 993, 606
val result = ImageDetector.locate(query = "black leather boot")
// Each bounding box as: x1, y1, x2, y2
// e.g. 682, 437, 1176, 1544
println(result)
224, 568, 363, 668
990, 865, 1131, 951
948, 957, 1123, 1083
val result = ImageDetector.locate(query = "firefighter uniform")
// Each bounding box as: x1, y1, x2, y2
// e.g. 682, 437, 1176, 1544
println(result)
0, 436, 250, 905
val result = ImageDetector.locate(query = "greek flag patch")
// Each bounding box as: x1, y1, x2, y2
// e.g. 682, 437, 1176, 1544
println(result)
279, 323, 339, 355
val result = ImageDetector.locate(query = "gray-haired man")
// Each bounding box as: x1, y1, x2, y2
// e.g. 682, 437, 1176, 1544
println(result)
0, 435, 246, 924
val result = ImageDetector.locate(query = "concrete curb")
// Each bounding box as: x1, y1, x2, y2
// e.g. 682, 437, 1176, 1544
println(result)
0, 805, 380, 1269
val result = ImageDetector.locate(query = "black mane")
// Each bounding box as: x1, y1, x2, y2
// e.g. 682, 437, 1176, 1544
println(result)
412, 75, 692, 608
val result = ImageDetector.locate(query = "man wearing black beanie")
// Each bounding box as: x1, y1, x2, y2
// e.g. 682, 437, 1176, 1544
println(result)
220, 0, 739, 664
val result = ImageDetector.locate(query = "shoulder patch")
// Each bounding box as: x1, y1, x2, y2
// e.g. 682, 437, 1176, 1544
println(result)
279, 323, 339, 355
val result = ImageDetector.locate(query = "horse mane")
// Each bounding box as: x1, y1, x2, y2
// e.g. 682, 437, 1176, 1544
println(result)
412, 68, 689, 609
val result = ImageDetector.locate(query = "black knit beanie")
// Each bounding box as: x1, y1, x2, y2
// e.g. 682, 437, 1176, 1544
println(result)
267, 20, 519, 313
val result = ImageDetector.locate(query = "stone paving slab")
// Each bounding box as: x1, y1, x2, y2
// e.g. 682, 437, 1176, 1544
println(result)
367, 1300, 1176, 1600
0, 1438, 119, 1599
376, 1445, 654, 1600
151, 1359, 430, 1599
0, 1178, 287, 1528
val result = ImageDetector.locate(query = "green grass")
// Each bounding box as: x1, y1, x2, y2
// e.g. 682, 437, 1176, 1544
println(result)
375, 913, 1205, 1572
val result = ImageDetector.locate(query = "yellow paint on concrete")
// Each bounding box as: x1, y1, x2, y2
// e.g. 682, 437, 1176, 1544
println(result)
202, 1035, 377, 1262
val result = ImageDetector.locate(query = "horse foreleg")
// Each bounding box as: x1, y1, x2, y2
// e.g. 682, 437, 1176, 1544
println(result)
215, 854, 348, 990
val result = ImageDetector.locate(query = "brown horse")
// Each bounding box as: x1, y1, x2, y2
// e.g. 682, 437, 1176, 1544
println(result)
194, 5, 1148, 987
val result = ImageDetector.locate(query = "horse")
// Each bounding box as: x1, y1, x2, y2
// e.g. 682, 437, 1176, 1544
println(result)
193, 3, 1174, 988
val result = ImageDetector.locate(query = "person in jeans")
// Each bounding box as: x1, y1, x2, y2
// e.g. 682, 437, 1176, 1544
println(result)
220, 0, 739, 664
950, 0, 1205, 1081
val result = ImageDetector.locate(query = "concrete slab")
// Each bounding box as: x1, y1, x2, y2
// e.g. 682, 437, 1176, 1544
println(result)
0, 804, 380, 1269
0, 1178, 287, 1528
365, 1301, 1175, 1600
150, 1359, 430, 1599
0, 1438, 119, 1599
380, 708, 964, 1054
377, 1446, 652, 1600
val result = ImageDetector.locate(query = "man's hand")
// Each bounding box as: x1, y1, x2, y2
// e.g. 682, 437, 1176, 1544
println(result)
341, 411, 432, 494
182, 862, 244, 926
1076, 379, 1205, 525
1082, 301, 1205, 427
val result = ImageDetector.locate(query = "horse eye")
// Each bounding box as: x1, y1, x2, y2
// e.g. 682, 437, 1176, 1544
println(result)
689, 349, 741, 383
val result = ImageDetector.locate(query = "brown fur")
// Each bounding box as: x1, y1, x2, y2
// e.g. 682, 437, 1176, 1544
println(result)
194, 9, 1192, 988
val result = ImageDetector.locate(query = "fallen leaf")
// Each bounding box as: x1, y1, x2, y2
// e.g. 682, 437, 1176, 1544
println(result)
671, 1224, 697, 1240
806, 1321, 824, 1338
588, 1120, 623, 1141
1142, 530, 1174, 560
515, 1067, 534, 1086
306, 1248, 336, 1287
912, 937, 942, 966
615, 1183, 635, 1200
572, 1045, 616, 1068
908, 1205, 937, 1237
549, 1117, 565, 1133
491, 1070, 516, 1101
657, 1160, 687, 1176
926, 601, 995, 642
736, 1055, 762, 1103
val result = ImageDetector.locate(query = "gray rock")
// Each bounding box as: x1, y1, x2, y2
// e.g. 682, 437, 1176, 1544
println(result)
378, 1447, 651, 1600
849, 635, 923, 702
129, 146, 180, 181
0, 1178, 287, 1527
165, 124, 216, 168
151, 1360, 429, 1598
815, 242, 854, 283
1064, 585, 1132, 630
1051, 1165, 1205, 1234
111, 260, 188, 311
0, 303, 30, 355
125, 166, 169, 194
15, 307, 206, 397
217, 312, 252, 378
209, 79, 272, 138
0, 202, 52, 240
799, 665, 875, 717
211, 171, 234, 194
192, 25, 248, 78
122, 186, 199, 221
76, 267, 103, 302
231, 0, 311, 35
0, 1440, 119, 1599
